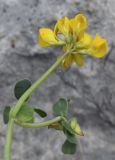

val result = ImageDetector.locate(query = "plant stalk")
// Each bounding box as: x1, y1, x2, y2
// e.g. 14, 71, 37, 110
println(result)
4, 119, 14, 160
15, 116, 62, 128
11, 50, 70, 118
4, 49, 72, 160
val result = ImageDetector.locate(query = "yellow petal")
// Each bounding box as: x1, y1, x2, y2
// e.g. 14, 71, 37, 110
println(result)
91, 33, 108, 58
79, 32, 93, 47
38, 34, 50, 47
62, 54, 73, 69
77, 31, 84, 41
75, 14, 87, 30
70, 14, 87, 34
73, 54, 84, 66
54, 17, 70, 37
92, 33, 105, 46
39, 28, 59, 47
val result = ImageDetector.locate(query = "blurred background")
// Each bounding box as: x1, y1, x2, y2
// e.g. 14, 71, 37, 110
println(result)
0, 0, 115, 159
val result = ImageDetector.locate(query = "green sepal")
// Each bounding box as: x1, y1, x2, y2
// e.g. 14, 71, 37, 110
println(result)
62, 121, 75, 135
62, 139, 77, 154
34, 108, 47, 118
63, 128, 76, 144
16, 104, 34, 123
48, 122, 63, 130
3, 106, 11, 124
14, 79, 31, 100
53, 98, 68, 116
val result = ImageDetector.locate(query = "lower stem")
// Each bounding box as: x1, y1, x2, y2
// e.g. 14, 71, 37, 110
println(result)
4, 119, 14, 160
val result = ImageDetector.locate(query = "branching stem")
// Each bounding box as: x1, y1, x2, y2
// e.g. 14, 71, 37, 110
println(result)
15, 116, 62, 128
4, 48, 72, 160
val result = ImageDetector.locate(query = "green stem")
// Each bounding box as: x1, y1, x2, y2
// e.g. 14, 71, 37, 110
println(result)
11, 50, 70, 118
4, 49, 72, 160
15, 116, 62, 128
4, 119, 14, 160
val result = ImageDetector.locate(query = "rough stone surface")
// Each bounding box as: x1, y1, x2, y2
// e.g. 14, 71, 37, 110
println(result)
0, 0, 115, 160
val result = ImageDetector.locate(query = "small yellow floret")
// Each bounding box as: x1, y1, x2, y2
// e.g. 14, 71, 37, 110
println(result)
39, 28, 59, 47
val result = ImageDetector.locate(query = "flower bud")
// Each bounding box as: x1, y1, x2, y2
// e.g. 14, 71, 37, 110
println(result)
69, 118, 84, 136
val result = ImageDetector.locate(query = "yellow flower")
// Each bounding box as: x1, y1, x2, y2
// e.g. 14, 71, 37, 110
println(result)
38, 13, 108, 68
89, 33, 108, 58
54, 16, 70, 37
38, 28, 64, 47
70, 14, 87, 35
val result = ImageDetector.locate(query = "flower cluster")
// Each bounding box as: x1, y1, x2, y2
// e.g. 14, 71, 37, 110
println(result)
38, 14, 108, 68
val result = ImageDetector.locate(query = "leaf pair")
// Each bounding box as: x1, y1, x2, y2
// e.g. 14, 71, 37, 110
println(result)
3, 104, 47, 124
3, 104, 34, 124
3, 79, 47, 124
15, 79, 47, 119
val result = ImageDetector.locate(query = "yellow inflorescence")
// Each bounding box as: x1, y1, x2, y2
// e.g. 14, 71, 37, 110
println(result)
38, 14, 108, 68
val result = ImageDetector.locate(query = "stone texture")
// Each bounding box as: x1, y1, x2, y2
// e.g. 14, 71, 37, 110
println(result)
0, 0, 115, 160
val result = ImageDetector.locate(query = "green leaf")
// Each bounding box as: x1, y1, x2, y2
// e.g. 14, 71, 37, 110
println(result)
53, 98, 68, 116
63, 128, 76, 144
3, 106, 11, 124
27, 117, 34, 123
62, 139, 76, 154
14, 79, 31, 100
16, 104, 34, 123
62, 121, 75, 135
34, 108, 47, 118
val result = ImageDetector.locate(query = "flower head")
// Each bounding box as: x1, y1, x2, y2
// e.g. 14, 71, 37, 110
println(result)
38, 13, 108, 68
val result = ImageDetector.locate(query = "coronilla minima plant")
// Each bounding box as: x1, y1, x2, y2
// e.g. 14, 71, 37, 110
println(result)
3, 13, 108, 160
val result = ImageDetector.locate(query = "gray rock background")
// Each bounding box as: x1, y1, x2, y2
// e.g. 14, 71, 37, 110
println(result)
0, 0, 115, 159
